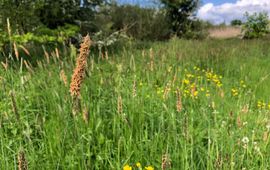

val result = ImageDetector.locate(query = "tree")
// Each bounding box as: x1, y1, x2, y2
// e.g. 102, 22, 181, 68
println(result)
0, 0, 107, 31
109, 4, 170, 40
0, 0, 42, 33
37, 0, 106, 29
242, 12, 269, 39
37, 0, 80, 29
159, 0, 199, 37
231, 19, 242, 26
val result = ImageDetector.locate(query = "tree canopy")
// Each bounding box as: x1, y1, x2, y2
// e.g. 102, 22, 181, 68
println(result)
0, 0, 202, 44
159, 0, 200, 36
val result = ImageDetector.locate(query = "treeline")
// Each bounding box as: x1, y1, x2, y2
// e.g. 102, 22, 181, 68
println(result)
0, 0, 215, 56
1, 0, 209, 37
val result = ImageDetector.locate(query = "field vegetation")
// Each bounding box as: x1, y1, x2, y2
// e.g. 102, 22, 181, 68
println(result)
1, 0, 270, 170
0, 37, 270, 169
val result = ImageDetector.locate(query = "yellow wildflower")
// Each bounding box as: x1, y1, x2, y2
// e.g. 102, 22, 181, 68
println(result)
136, 162, 142, 168
186, 74, 194, 78
240, 80, 247, 88
257, 101, 262, 108
216, 82, 222, 87
193, 66, 200, 71
183, 79, 190, 85
231, 88, 239, 96
262, 102, 266, 109
145, 166, 154, 170
194, 91, 198, 97
167, 66, 172, 73
206, 90, 210, 97
184, 89, 190, 94
123, 165, 132, 170
257, 101, 266, 109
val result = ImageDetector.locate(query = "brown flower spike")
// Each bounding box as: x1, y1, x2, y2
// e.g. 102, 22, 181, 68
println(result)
70, 35, 91, 98
18, 150, 28, 170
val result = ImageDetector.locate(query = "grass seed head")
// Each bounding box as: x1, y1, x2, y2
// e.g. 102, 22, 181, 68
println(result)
10, 91, 19, 122
18, 150, 28, 170
13, 42, 19, 60
117, 95, 123, 115
176, 90, 182, 112
1, 61, 8, 70
132, 78, 137, 97
70, 34, 91, 98
162, 154, 171, 170
60, 70, 68, 87
163, 82, 171, 100
149, 48, 154, 71
83, 107, 89, 124
19, 45, 30, 56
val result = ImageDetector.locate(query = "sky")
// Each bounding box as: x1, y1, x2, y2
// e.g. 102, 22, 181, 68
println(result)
118, 0, 236, 6
197, 0, 270, 24
118, 0, 270, 25
203, 0, 236, 5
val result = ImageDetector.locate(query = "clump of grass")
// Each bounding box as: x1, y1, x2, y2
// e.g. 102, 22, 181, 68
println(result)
1, 38, 270, 169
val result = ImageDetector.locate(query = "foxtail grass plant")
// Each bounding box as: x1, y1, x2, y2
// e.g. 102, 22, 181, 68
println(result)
70, 34, 91, 115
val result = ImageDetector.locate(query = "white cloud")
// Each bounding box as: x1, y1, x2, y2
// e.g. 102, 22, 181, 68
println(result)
197, 0, 270, 24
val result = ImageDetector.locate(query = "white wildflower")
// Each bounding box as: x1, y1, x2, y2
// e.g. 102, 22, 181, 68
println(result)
242, 137, 249, 144
254, 145, 260, 153
221, 121, 226, 128
266, 123, 270, 131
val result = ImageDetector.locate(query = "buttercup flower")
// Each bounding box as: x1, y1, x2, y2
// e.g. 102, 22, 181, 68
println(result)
136, 162, 142, 168
145, 166, 154, 170
123, 164, 132, 170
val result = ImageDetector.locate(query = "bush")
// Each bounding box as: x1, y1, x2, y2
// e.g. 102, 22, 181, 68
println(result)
242, 12, 269, 39
182, 19, 210, 39
231, 19, 242, 26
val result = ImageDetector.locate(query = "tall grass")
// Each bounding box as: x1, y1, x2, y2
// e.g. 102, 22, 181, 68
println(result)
0, 38, 270, 169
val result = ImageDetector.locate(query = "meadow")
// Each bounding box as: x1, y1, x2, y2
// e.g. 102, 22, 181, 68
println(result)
0, 38, 270, 169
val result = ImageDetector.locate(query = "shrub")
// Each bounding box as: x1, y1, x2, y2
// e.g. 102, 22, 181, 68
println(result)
231, 19, 242, 26
110, 5, 171, 40
242, 12, 269, 39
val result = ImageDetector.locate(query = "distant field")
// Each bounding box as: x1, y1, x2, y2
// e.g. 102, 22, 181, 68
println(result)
0, 38, 270, 169
208, 27, 242, 39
